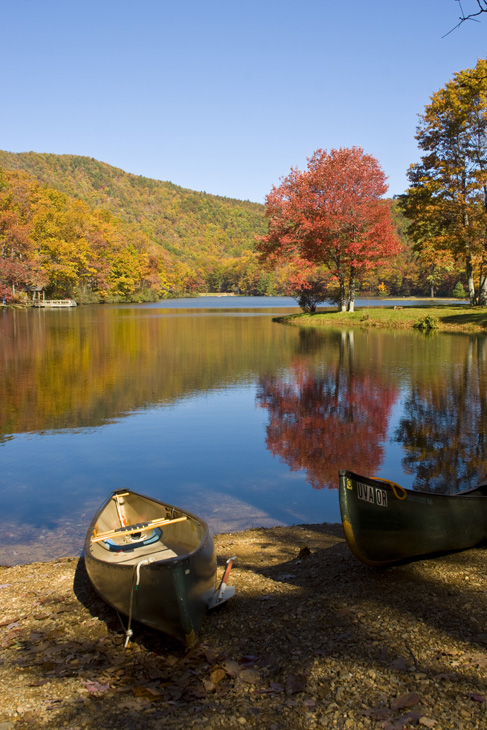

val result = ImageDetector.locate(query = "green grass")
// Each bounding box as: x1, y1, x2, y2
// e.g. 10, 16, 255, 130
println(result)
275, 304, 487, 332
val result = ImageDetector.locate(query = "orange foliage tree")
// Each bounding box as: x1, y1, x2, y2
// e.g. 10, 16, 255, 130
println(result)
257, 147, 401, 311
0, 168, 170, 302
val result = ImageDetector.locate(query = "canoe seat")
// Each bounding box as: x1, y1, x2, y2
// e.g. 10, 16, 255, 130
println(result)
106, 544, 179, 565
103, 527, 163, 553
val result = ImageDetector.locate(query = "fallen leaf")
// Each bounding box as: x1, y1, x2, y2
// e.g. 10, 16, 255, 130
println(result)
209, 668, 226, 685
468, 692, 486, 703
221, 659, 239, 677
433, 673, 456, 680
0, 616, 26, 627
239, 654, 259, 665
183, 683, 206, 699
419, 718, 437, 728
384, 712, 423, 730
255, 682, 285, 695
83, 681, 110, 694
202, 678, 215, 692
363, 708, 393, 720
389, 656, 409, 672
390, 692, 421, 711
285, 674, 307, 695
238, 668, 260, 684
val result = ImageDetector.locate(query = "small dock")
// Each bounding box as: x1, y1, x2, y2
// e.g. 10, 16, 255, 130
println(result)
32, 299, 77, 308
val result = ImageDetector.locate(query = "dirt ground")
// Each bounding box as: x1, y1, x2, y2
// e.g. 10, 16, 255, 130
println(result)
1, 523, 487, 730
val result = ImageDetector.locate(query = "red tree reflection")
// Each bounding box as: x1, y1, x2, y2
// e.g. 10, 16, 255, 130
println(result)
257, 355, 398, 490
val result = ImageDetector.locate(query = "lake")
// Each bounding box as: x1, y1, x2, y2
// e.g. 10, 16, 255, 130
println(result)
1, 296, 485, 564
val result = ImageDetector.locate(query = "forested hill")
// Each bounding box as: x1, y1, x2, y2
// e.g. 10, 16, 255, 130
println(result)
0, 151, 266, 262
0, 151, 422, 303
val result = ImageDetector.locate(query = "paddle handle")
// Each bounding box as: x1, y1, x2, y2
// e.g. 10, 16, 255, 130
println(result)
91, 515, 187, 542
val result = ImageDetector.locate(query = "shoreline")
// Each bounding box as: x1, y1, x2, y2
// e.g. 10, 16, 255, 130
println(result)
275, 304, 487, 333
2, 522, 487, 729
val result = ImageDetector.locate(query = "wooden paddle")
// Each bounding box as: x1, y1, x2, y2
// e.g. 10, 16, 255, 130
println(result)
91, 515, 187, 543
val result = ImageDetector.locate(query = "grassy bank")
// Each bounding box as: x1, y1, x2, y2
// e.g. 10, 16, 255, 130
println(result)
275, 304, 487, 333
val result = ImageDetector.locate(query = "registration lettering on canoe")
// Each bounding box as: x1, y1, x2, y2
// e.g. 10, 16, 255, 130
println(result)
356, 482, 388, 507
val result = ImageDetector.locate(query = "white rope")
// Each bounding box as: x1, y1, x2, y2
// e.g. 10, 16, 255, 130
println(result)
124, 558, 152, 648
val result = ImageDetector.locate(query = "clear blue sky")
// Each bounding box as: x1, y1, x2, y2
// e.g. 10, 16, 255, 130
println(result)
1, 0, 486, 203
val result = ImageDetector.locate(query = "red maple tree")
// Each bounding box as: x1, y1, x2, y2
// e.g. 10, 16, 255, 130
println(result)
257, 147, 401, 311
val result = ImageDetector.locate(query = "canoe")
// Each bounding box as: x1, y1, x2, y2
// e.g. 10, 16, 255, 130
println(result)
84, 489, 235, 646
338, 469, 487, 567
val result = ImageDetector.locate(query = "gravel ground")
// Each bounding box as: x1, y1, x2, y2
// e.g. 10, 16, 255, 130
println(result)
1, 523, 487, 729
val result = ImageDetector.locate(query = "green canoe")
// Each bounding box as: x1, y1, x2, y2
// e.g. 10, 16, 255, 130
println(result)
338, 470, 487, 567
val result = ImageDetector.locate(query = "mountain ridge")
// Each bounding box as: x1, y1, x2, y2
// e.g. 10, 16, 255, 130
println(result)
0, 150, 266, 263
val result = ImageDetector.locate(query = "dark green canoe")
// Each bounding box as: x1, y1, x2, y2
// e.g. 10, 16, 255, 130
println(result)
85, 489, 235, 646
338, 470, 487, 567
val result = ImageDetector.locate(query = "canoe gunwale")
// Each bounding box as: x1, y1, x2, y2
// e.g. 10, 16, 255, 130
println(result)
338, 469, 487, 500
84, 488, 211, 569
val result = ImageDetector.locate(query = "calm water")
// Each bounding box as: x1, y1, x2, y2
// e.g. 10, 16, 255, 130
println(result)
1, 297, 485, 564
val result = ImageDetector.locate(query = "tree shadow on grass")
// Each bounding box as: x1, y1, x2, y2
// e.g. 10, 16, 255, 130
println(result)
437, 309, 487, 328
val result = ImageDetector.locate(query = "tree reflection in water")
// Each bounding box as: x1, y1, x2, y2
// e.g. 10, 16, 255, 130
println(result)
395, 335, 487, 494
257, 330, 399, 490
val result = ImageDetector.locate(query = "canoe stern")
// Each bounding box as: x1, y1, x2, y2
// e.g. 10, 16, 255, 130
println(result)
339, 469, 487, 566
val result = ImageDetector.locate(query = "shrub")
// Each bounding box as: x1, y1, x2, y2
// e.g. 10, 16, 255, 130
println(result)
453, 281, 467, 299
413, 315, 438, 331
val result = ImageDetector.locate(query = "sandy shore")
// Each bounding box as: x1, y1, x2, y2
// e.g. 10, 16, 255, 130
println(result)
1, 523, 487, 729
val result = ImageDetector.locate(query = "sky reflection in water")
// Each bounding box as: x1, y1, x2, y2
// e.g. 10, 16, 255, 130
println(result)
0, 298, 484, 563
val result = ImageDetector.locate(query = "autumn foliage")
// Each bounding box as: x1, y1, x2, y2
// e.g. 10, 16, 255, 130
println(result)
402, 57, 487, 304
257, 147, 402, 311
0, 169, 172, 302
0, 152, 269, 301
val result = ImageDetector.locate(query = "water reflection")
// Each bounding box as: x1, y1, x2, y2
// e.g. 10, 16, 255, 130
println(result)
0, 305, 299, 437
257, 330, 399, 489
1, 301, 486, 563
394, 335, 487, 493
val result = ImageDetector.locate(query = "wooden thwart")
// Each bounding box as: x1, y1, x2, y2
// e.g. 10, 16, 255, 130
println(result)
91, 515, 187, 543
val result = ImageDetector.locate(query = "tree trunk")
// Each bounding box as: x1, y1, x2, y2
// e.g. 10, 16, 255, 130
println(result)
338, 276, 347, 311
478, 261, 487, 305
466, 254, 476, 305
347, 275, 356, 312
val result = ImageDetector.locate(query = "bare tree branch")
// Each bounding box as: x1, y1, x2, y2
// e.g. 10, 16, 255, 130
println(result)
443, 0, 487, 37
